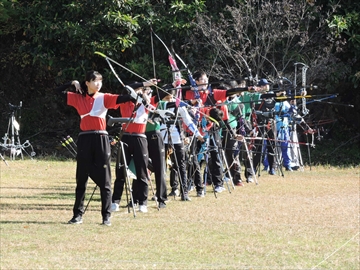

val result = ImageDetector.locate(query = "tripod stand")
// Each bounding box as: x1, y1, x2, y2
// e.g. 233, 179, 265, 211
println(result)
212, 130, 234, 192
163, 120, 189, 200
108, 116, 137, 217
201, 124, 234, 197
1, 102, 35, 160
255, 121, 284, 178
1, 153, 9, 166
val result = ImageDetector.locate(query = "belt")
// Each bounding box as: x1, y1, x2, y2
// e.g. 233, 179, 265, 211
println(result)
145, 130, 160, 135
123, 132, 146, 138
79, 130, 108, 136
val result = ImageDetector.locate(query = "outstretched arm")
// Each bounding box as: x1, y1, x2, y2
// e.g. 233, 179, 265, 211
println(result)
54, 80, 86, 99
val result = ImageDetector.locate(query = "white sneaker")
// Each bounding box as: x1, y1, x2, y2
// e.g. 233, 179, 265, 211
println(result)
214, 186, 225, 193
247, 176, 254, 183
110, 203, 119, 212
196, 190, 205, 197
138, 205, 148, 213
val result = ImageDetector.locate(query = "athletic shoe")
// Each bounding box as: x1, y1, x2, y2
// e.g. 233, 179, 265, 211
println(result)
68, 216, 82, 224
102, 218, 111, 226
126, 201, 138, 209
139, 205, 148, 213
158, 202, 166, 209
235, 181, 244, 186
110, 202, 119, 212
196, 190, 205, 197
285, 166, 293, 171
181, 194, 191, 201
269, 169, 276, 175
246, 176, 253, 183
168, 189, 179, 197
214, 186, 225, 193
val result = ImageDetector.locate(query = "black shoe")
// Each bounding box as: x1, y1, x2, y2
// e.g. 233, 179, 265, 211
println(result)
196, 190, 205, 197
285, 166, 293, 171
158, 201, 166, 209
102, 218, 111, 226
181, 194, 191, 201
269, 169, 276, 175
168, 189, 179, 197
246, 176, 253, 183
126, 200, 138, 208
68, 216, 82, 224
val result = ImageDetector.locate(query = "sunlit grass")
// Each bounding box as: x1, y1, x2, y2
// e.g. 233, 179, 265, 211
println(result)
0, 160, 359, 269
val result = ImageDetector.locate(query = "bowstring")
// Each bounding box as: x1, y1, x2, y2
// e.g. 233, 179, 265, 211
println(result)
98, 52, 220, 126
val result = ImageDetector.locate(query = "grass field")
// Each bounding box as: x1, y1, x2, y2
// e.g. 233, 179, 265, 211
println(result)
0, 159, 359, 269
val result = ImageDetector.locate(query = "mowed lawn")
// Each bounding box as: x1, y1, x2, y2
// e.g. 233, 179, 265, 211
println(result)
0, 159, 359, 270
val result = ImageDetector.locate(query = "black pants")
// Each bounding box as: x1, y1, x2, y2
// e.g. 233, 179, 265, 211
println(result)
74, 133, 112, 220
112, 134, 149, 206
222, 130, 242, 183
165, 142, 188, 196
146, 130, 167, 203
252, 125, 276, 172
208, 130, 223, 187
187, 137, 204, 192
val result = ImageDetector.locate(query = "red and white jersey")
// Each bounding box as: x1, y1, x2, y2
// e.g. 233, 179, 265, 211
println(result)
67, 92, 119, 131
118, 101, 148, 134
185, 89, 227, 104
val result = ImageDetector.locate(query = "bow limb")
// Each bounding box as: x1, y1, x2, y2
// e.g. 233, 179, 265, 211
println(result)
260, 54, 282, 83
150, 27, 157, 79
95, 51, 124, 87
95, 51, 138, 100
170, 42, 204, 129
95, 51, 164, 111
96, 51, 215, 125
95, 51, 150, 87
150, 28, 162, 105
205, 115, 219, 127
171, 42, 200, 100
151, 31, 184, 107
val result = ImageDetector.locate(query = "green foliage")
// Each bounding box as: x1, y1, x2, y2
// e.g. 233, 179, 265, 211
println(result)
125, 54, 171, 82
0, 0, 359, 166
327, 4, 360, 89
17, 0, 143, 82
0, 0, 20, 34
310, 138, 360, 167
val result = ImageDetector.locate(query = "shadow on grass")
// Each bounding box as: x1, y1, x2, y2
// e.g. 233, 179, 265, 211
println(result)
0, 219, 109, 225
0, 186, 74, 191
0, 192, 101, 201
0, 203, 78, 211
0, 220, 68, 225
